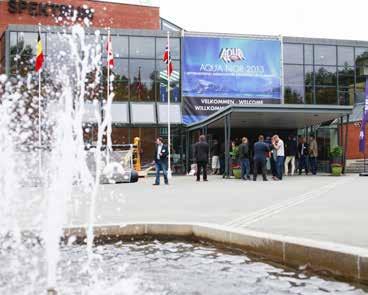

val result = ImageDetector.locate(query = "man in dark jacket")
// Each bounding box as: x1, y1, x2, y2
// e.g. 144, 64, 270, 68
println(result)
284, 135, 297, 176
153, 137, 169, 185
194, 135, 210, 181
239, 137, 250, 180
297, 136, 309, 175
253, 135, 269, 181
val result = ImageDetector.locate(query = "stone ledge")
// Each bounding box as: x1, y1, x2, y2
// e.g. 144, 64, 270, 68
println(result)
63, 222, 368, 285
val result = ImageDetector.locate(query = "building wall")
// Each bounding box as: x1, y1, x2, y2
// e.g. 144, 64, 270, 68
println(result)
340, 122, 368, 159
0, 0, 160, 35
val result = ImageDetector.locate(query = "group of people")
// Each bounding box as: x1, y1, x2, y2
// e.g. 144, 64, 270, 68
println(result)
152, 134, 318, 185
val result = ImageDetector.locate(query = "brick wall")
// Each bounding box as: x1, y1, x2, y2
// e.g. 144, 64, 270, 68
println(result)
0, 0, 160, 34
340, 122, 368, 159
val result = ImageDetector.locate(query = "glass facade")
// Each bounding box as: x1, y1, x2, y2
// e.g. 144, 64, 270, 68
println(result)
4, 26, 368, 173
284, 41, 367, 105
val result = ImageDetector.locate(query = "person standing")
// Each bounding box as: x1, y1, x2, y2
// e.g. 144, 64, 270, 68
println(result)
284, 136, 297, 176
253, 135, 269, 181
298, 137, 309, 175
272, 135, 285, 180
309, 135, 318, 175
153, 137, 169, 186
194, 135, 210, 182
239, 137, 251, 180
211, 139, 220, 175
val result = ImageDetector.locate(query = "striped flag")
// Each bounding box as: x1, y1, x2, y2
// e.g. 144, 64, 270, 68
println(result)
163, 45, 173, 77
35, 32, 44, 72
106, 35, 114, 69
359, 78, 368, 153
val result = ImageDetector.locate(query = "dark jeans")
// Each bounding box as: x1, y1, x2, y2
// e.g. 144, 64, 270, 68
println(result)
219, 157, 225, 175
155, 160, 168, 184
240, 158, 250, 179
270, 156, 277, 177
253, 159, 267, 181
298, 155, 309, 174
309, 156, 317, 175
197, 161, 207, 181
276, 156, 285, 180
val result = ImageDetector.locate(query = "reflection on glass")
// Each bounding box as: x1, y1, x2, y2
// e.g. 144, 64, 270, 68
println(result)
305, 87, 314, 104
315, 66, 336, 86
314, 45, 336, 65
316, 87, 337, 104
338, 66, 354, 90
130, 37, 155, 58
337, 46, 354, 66
284, 85, 304, 104
339, 90, 354, 105
156, 37, 180, 59
305, 65, 313, 87
158, 60, 180, 102
111, 127, 129, 145
284, 65, 304, 85
130, 59, 156, 101
304, 44, 313, 64
283, 43, 303, 64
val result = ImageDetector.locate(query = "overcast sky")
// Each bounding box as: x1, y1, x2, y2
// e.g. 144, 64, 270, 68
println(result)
159, 0, 368, 41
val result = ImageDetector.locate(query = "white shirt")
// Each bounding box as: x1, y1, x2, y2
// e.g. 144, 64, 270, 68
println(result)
157, 144, 163, 160
276, 139, 285, 157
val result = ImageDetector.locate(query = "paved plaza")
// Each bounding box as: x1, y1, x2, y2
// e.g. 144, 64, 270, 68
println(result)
65, 174, 368, 248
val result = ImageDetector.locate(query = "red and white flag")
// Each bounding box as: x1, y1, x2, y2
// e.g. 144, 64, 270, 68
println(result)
106, 35, 114, 69
163, 45, 173, 77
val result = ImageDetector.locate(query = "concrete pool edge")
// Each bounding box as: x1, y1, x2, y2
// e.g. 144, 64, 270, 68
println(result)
64, 222, 368, 285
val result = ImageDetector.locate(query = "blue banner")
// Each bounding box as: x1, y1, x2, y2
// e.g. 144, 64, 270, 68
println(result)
182, 36, 282, 124
359, 77, 368, 153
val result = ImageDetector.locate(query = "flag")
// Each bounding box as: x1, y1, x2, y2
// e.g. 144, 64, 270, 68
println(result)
136, 66, 143, 99
106, 35, 114, 69
35, 32, 44, 72
163, 45, 173, 77
359, 77, 368, 153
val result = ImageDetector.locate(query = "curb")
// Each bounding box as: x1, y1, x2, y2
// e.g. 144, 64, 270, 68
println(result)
64, 222, 368, 285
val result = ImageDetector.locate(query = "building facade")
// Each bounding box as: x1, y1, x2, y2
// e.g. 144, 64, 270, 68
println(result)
0, 0, 367, 173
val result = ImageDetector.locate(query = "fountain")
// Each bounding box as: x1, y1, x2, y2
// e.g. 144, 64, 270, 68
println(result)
0, 13, 367, 295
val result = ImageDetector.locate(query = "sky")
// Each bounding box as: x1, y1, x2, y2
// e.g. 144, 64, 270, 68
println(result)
159, 0, 368, 41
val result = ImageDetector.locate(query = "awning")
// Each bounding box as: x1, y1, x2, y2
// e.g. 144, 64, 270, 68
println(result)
186, 104, 353, 131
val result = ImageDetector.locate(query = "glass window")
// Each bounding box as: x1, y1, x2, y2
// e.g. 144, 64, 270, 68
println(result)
47, 33, 71, 56
18, 32, 46, 56
100, 35, 128, 58
9, 32, 17, 54
156, 37, 180, 60
304, 44, 313, 64
113, 36, 128, 58
111, 127, 130, 145
316, 87, 337, 104
111, 59, 129, 81
356, 62, 367, 103
158, 60, 180, 102
339, 90, 354, 106
355, 47, 368, 80
314, 45, 336, 65
284, 85, 304, 104
284, 65, 303, 85
130, 59, 156, 101
129, 37, 155, 58
305, 87, 314, 104
130, 127, 157, 166
338, 67, 354, 90
338, 46, 354, 66
305, 65, 313, 87
315, 66, 336, 86
283, 43, 303, 64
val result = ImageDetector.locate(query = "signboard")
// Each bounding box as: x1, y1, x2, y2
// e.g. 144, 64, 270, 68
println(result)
182, 36, 282, 124
91, 0, 159, 7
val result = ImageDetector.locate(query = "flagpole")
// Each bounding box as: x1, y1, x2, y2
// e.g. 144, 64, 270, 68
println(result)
167, 31, 172, 179
106, 28, 111, 163
38, 25, 42, 175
